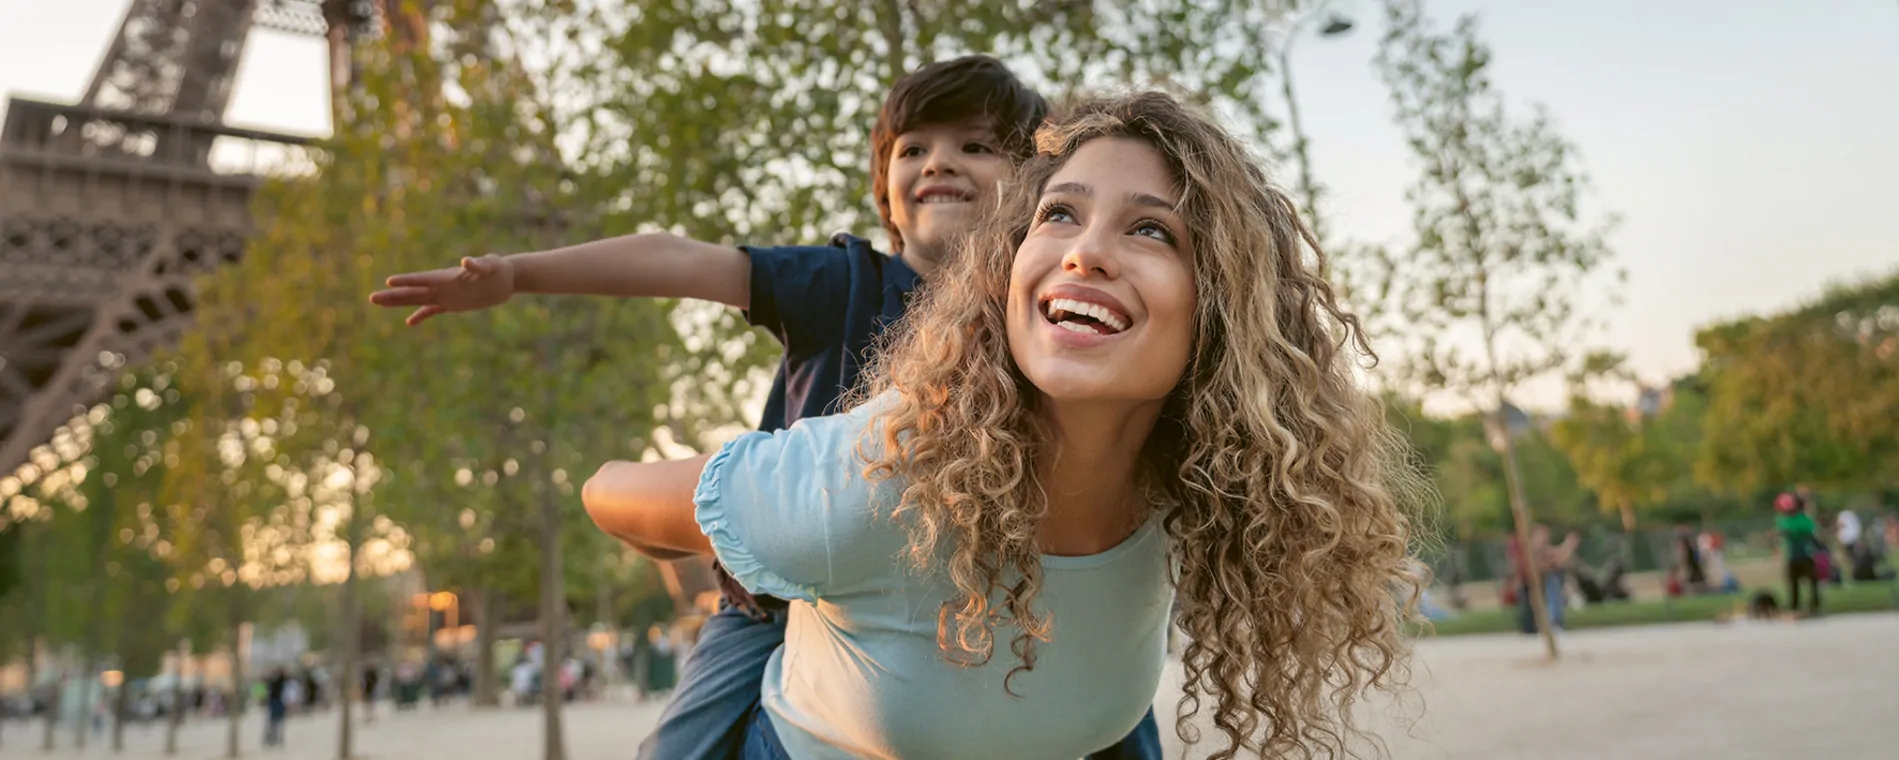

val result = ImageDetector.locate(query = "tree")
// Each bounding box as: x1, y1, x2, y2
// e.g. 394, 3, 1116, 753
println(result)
72, 371, 192, 752
163, 348, 315, 759
190, 4, 698, 757
0, 368, 202, 753
1695, 270, 1899, 494
1552, 396, 1669, 539
1376, 0, 1622, 659
0, 493, 53, 751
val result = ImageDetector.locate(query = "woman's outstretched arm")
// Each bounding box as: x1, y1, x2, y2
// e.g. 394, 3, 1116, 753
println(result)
582, 455, 715, 560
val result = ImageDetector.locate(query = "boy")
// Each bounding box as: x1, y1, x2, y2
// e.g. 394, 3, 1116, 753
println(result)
371, 56, 1162, 759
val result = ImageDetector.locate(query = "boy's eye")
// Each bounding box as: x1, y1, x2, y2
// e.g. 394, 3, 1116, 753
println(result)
963, 142, 996, 155
899, 145, 925, 158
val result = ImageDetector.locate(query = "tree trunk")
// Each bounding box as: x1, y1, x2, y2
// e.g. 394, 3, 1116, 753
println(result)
1495, 405, 1560, 660
111, 621, 133, 753
165, 641, 188, 754
227, 598, 245, 759
40, 663, 61, 750
112, 664, 131, 752
595, 565, 615, 687
10, 635, 35, 751
337, 504, 361, 760
1619, 498, 1638, 563
73, 651, 97, 749
473, 588, 501, 707
537, 428, 568, 760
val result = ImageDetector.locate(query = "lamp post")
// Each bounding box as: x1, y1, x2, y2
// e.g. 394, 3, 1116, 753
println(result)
1276, 10, 1355, 247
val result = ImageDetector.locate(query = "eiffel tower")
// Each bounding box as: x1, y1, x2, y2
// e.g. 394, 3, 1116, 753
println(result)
0, 0, 384, 479
0, 0, 722, 612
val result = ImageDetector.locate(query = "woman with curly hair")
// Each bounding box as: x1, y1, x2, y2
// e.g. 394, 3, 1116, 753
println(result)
583, 91, 1427, 759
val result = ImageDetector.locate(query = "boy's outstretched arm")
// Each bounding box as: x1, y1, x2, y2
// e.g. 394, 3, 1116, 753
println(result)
581, 454, 714, 561
511, 233, 750, 306
369, 232, 750, 325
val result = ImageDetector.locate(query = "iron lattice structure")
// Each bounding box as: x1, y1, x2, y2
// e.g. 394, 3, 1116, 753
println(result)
0, 0, 377, 479
0, 0, 721, 611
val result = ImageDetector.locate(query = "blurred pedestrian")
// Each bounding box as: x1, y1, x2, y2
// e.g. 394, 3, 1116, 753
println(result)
1775, 492, 1823, 617
263, 668, 289, 747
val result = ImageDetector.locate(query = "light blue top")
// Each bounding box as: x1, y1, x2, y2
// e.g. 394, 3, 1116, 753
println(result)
693, 396, 1174, 760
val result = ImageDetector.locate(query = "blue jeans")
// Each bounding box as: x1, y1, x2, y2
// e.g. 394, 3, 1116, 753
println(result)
641, 602, 1164, 759
739, 705, 790, 760
1544, 572, 1567, 629
639, 604, 787, 760
1515, 573, 1567, 634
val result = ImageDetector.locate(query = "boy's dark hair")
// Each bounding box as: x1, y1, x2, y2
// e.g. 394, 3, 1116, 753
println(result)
869, 55, 1049, 252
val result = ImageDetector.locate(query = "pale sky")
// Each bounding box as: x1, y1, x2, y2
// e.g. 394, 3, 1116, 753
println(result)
3, 0, 1895, 410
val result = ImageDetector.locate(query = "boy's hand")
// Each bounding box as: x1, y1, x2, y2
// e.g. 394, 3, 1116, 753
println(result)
369, 255, 516, 326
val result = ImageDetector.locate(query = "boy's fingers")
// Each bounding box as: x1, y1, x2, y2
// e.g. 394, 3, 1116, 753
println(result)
406, 305, 446, 326
369, 286, 434, 306
461, 255, 497, 276
385, 269, 454, 287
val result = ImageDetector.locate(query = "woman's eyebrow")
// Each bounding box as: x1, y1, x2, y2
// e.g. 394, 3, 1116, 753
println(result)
1043, 182, 1176, 210
1043, 181, 1091, 197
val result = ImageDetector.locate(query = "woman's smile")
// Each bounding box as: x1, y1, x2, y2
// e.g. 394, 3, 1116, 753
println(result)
1007, 136, 1195, 406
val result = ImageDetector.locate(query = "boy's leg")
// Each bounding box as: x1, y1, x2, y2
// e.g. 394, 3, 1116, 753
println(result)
637, 601, 787, 760
1085, 709, 1163, 760
738, 704, 793, 760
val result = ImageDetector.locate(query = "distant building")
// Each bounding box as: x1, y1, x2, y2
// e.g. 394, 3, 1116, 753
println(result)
1625, 384, 1675, 423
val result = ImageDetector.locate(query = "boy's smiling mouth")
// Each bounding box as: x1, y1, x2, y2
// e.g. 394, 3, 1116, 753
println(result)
916, 186, 973, 205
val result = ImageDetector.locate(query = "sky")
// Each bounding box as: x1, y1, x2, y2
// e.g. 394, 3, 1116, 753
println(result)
2, 0, 1895, 411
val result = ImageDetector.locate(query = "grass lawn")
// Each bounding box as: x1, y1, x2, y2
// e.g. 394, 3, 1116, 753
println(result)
1420, 579, 1899, 637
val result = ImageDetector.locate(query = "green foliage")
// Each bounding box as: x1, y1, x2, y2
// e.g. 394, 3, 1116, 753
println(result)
1387, 397, 1590, 536
0, 510, 44, 670
1694, 269, 1899, 493
1551, 397, 1667, 527
80, 372, 193, 678
0, 369, 218, 685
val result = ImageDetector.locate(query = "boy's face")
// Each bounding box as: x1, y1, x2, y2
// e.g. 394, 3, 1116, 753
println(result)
885, 119, 1011, 263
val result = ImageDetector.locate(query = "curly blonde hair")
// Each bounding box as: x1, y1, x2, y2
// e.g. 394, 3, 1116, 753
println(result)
858, 91, 1429, 759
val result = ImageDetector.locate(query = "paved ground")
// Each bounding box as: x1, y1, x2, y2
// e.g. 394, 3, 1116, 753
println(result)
1159, 612, 1899, 759
5, 613, 1895, 759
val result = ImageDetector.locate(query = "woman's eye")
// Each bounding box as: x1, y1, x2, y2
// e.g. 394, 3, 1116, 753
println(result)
1133, 220, 1176, 244
1038, 203, 1076, 224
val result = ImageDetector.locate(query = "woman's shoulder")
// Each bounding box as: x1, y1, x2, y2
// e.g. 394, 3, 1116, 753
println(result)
767, 390, 903, 460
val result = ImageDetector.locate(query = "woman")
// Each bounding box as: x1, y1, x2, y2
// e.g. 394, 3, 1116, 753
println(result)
583, 92, 1426, 759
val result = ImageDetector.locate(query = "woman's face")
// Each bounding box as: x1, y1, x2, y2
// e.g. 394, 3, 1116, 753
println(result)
1006, 136, 1197, 408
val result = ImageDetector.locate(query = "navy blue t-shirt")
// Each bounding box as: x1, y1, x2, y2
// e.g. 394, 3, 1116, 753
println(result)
742, 233, 921, 433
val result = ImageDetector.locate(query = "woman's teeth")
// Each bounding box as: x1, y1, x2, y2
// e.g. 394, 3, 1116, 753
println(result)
1044, 298, 1129, 333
